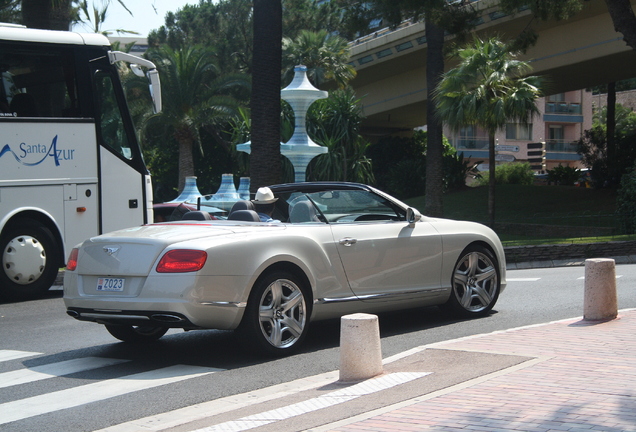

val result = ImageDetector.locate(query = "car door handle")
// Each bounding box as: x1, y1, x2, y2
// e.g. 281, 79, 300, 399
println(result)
339, 237, 357, 246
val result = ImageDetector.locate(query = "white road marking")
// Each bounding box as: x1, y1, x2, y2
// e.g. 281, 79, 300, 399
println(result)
193, 372, 430, 432
94, 370, 342, 432
507, 278, 541, 282
0, 364, 222, 425
0, 350, 40, 362
0, 357, 130, 389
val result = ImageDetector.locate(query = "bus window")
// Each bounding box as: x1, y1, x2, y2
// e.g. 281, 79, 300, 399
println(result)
94, 71, 132, 160
0, 47, 79, 118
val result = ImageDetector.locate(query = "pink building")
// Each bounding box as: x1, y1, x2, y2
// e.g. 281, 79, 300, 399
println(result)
444, 89, 593, 172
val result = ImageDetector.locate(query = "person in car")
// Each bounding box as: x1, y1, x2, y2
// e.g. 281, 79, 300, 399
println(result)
252, 187, 280, 222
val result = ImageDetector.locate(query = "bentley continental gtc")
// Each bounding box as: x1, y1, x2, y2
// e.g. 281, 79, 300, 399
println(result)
63, 182, 506, 356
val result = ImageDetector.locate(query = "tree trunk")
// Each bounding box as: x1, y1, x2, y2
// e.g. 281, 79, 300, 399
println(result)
250, 0, 282, 191
176, 133, 195, 193
22, 0, 72, 30
424, 18, 445, 218
604, 0, 636, 53
606, 81, 616, 184
488, 134, 496, 228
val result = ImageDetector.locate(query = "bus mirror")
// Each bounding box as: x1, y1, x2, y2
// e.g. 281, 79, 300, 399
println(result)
108, 51, 162, 113
130, 64, 145, 77
147, 69, 162, 114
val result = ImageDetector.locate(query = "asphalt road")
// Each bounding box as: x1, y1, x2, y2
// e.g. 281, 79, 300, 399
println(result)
1, 264, 635, 432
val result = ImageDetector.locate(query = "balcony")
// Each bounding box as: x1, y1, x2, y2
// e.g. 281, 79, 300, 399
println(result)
545, 102, 582, 114
546, 139, 579, 153
455, 137, 489, 150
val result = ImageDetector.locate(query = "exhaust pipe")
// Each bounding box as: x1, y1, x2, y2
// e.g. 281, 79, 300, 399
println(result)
151, 314, 186, 323
66, 310, 79, 318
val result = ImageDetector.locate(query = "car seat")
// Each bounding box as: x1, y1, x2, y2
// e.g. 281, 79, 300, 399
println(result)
289, 200, 320, 223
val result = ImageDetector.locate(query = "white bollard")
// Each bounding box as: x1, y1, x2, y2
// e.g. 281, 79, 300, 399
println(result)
584, 258, 618, 321
339, 313, 383, 382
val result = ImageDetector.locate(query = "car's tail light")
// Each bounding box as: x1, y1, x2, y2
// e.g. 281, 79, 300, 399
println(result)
156, 250, 207, 273
66, 248, 79, 271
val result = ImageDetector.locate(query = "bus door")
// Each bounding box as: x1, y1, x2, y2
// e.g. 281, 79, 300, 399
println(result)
93, 69, 148, 233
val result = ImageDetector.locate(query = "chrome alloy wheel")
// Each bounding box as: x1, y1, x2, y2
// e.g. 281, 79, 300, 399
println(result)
258, 278, 307, 349
452, 248, 499, 314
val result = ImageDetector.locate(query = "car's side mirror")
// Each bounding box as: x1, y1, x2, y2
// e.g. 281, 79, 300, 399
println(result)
406, 207, 421, 226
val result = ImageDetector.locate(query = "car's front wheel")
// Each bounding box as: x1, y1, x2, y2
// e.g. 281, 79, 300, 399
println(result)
446, 244, 500, 317
105, 324, 168, 343
239, 271, 310, 356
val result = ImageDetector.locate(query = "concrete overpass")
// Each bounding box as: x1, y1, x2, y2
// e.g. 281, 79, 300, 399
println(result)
348, 0, 636, 136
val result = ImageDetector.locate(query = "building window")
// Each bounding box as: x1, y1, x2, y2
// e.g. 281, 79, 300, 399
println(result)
548, 93, 566, 102
456, 126, 489, 149
549, 125, 564, 140
505, 123, 533, 140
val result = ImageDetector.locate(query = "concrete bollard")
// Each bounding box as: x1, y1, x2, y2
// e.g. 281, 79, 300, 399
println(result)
339, 313, 383, 382
584, 258, 618, 321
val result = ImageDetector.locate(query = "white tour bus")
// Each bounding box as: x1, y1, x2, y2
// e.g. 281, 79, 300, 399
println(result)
0, 24, 161, 300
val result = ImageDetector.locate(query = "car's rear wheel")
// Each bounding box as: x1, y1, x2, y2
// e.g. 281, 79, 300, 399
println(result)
105, 324, 168, 343
239, 271, 310, 356
446, 244, 500, 317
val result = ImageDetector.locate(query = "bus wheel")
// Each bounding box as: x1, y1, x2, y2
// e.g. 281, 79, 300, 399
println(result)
0, 221, 60, 301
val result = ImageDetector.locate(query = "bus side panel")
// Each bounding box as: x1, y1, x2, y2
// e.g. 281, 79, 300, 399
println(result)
0, 122, 100, 254
0, 186, 64, 233
99, 147, 146, 233
0, 122, 98, 183
63, 182, 99, 251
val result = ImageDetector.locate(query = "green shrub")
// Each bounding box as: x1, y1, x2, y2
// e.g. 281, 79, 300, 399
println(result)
617, 168, 636, 234
443, 152, 482, 190
547, 165, 581, 186
475, 162, 534, 186
386, 159, 427, 199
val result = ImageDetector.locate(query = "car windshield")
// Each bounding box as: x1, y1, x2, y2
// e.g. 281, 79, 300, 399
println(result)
277, 189, 406, 224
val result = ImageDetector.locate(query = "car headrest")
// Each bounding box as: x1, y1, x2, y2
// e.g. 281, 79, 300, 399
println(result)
229, 200, 255, 214
181, 210, 212, 221
227, 209, 260, 222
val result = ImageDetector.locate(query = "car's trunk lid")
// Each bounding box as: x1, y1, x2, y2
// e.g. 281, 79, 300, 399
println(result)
76, 223, 240, 276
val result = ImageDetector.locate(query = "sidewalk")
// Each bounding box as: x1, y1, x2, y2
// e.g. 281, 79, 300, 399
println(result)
114, 309, 636, 432
312, 309, 636, 432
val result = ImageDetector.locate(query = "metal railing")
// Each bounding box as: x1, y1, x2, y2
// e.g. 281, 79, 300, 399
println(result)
545, 139, 579, 152
455, 137, 489, 150
545, 102, 582, 114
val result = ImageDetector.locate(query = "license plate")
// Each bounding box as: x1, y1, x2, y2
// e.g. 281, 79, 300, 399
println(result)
96, 277, 125, 292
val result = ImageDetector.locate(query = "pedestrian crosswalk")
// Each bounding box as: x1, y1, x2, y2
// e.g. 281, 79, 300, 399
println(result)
0, 348, 431, 432
0, 349, 223, 427
0, 357, 130, 389
0, 350, 41, 362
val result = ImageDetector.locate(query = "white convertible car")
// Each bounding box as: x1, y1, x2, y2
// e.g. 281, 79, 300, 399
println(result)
64, 182, 506, 356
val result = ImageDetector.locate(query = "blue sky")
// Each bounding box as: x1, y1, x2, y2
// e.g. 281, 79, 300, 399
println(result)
73, 0, 200, 37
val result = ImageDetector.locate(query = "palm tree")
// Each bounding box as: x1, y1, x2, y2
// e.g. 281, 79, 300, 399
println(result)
144, 45, 250, 192
19, 0, 131, 31
306, 88, 374, 183
434, 36, 542, 227
75, 0, 138, 36
250, 0, 283, 190
282, 30, 356, 89
0, 0, 20, 23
